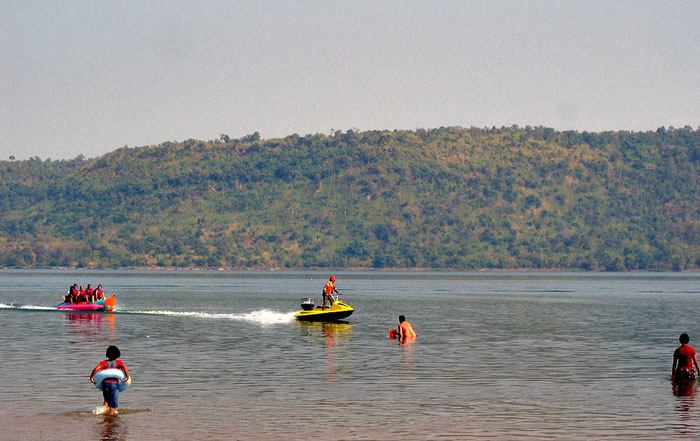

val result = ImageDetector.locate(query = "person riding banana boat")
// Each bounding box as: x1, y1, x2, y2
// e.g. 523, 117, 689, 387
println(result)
58, 283, 116, 312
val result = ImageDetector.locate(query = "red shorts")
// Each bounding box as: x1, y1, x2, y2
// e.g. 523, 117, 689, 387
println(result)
675, 368, 696, 382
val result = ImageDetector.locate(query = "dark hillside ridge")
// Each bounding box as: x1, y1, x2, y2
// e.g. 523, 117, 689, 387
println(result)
1, 126, 698, 270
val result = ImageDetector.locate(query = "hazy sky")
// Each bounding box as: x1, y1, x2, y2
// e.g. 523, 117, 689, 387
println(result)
1, 1, 698, 160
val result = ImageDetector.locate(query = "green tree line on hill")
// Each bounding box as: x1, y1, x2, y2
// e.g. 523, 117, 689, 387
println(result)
0, 126, 698, 270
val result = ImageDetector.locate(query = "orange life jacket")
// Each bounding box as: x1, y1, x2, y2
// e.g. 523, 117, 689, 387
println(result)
324, 281, 335, 295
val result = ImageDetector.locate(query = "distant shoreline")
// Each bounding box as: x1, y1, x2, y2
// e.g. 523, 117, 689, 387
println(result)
1, 127, 697, 272
0, 266, 696, 273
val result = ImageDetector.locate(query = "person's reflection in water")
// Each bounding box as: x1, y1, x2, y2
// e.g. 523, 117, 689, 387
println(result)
64, 312, 117, 341
99, 414, 128, 441
673, 380, 696, 398
399, 337, 415, 370
320, 322, 353, 381
323, 322, 337, 380
296, 321, 352, 381
673, 380, 698, 436
106, 313, 117, 340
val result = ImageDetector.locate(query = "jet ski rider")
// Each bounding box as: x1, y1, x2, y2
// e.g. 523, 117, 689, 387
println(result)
322, 275, 339, 310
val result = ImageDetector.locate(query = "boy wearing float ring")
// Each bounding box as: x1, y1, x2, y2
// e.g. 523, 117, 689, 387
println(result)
90, 345, 130, 415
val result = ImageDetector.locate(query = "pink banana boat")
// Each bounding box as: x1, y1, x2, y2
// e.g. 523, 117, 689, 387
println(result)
56, 295, 117, 312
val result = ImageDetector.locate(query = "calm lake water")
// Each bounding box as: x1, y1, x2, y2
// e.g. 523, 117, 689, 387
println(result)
1, 270, 699, 440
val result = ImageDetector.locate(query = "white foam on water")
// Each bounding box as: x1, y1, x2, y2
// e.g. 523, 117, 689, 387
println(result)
92, 405, 109, 415
89, 406, 152, 415
0, 303, 56, 311
121, 308, 296, 324
0, 303, 296, 324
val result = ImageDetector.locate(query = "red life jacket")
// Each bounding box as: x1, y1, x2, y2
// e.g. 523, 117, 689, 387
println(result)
324, 281, 335, 295
102, 360, 122, 383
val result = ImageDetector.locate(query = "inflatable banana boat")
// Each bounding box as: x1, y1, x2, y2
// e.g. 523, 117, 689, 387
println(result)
56, 295, 117, 312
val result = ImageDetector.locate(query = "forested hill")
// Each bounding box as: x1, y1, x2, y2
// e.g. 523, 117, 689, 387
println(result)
1, 126, 698, 270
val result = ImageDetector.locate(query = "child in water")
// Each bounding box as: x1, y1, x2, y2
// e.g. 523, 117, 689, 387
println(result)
673, 333, 700, 382
90, 345, 130, 415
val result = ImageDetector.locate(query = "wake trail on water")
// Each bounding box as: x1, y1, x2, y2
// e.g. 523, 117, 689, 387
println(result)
0, 303, 56, 311
1, 303, 296, 324
118, 308, 296, 324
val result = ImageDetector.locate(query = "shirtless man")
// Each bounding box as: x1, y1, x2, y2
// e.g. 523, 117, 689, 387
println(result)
398, 315, 416, 340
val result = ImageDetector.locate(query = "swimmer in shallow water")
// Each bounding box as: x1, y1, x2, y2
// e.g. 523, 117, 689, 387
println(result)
673, 333, 700, 383
398, 315, 416, 341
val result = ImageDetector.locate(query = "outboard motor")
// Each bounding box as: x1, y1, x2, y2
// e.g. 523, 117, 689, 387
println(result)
300, 297, 315, 311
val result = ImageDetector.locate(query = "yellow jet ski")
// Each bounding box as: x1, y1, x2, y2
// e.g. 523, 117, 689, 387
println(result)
294, 293, 354, 322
